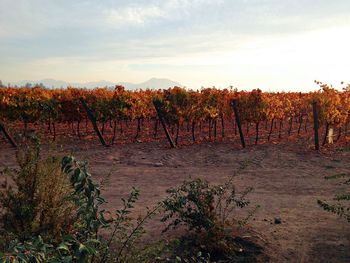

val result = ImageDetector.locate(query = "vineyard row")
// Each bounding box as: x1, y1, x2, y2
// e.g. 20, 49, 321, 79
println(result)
0, 82, 349, 148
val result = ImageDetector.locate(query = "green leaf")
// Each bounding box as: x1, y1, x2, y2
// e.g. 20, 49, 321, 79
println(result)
57, 243, 70, 252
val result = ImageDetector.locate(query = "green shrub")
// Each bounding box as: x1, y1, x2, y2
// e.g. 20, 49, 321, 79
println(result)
318, 173, 350, 222
174, 251, 211, 263
0, 141, 264, 262
0, 141, 157, 263
0, 139, 76, 243
161, 177, 259, 261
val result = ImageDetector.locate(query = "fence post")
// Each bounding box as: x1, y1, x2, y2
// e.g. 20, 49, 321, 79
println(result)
153, 99, 176, 148
312, 101, 320, 151
231, 100, 246, 148
0, 121, 17, 148
80, 98, 108, 147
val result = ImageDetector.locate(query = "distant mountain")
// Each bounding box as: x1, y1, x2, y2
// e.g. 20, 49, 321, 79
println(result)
133, 78, 181, 89
11, 78, 182, 90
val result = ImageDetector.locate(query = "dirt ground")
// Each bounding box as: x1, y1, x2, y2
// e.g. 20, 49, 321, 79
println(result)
1, 137, 349, 263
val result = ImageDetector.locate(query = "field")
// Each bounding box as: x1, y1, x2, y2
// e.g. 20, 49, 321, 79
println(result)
1, 84, 350, 149
0, 85, 350, 262
1, 137, 349, 262
2, 0, 350, 261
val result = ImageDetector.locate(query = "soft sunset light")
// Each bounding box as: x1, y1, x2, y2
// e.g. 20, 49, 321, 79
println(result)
0, 0, 349, 90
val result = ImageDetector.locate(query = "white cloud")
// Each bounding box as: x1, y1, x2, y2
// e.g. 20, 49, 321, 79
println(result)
106, 5, 165, 25
1, 0, 350, 91
105, 0, 223, 27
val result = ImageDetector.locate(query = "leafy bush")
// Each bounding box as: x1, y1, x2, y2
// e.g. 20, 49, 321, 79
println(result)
161, 177, 259, 261
101, 188, 160, 263
318, 173, 350, 222
0, 141, 157, 262
0, 141, 264, 262
174, 251, 211, 263
0, 139, 76, 243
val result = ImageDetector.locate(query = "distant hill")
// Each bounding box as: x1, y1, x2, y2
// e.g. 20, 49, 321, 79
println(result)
133, 78, 182, 90
11, 78, 182, 90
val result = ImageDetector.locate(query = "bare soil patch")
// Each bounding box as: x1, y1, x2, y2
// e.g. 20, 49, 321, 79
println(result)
1, 139, 349, 262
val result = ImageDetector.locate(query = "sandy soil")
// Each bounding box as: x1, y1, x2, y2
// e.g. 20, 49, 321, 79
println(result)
1, 138, 349, 263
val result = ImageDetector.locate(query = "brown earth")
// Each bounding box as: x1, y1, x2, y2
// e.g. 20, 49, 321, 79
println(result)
0, 137, 349, 263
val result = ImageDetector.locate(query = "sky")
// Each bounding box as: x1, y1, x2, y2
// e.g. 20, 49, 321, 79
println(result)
0, 0, 350, 91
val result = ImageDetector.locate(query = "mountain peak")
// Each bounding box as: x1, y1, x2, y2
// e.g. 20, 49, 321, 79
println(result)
10, 78, 182, 90
138, 78, 182, 89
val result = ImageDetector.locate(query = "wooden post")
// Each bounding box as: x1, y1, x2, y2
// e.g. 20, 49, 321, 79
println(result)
0, 121, 17, 148
312, 101, 320, 151
231, 100, 246, 148
322, 122, 329, 146
80, 98, 108, 147
328, 126, 334, 144
268, 118, 274, 141
153, 99, 176, 148
221, 116, 225, 138
297, 115, 303, 135
191, 121, 196, 142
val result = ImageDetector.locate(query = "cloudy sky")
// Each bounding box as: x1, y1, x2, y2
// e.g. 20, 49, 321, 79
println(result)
1, 0, 350, 91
